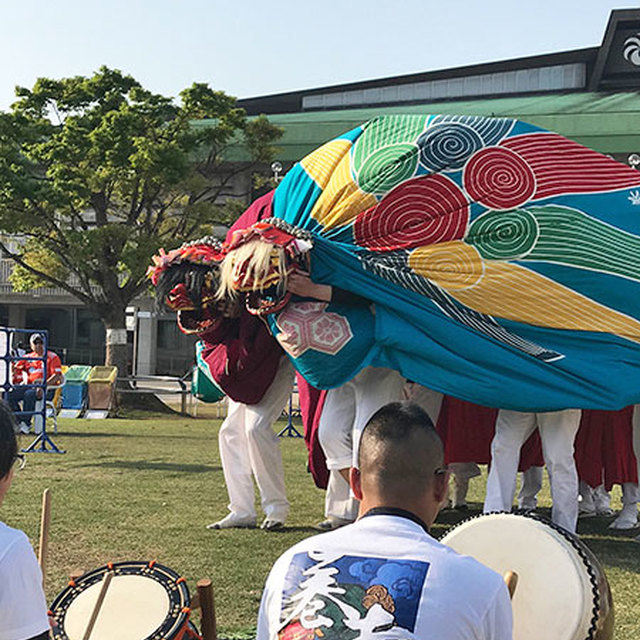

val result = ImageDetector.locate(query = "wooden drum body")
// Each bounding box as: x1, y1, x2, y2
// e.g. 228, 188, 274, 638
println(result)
441, 513, 613, 640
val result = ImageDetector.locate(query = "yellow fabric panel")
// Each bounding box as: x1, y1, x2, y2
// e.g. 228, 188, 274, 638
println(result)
409, 243, 486, 291
309, 150, 378, 230
300, 138, 353, 190
409, 242, 640, 342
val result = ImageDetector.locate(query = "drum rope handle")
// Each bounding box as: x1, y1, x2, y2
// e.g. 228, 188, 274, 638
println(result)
443, 511, 601, 640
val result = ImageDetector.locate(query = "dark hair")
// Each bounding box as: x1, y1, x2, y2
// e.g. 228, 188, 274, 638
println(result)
360, 401, 437, 448
0, 400, 18, 480
357, 402, 443, 492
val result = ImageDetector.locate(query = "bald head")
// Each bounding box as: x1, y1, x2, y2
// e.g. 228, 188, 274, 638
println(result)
355, 402, 446, 521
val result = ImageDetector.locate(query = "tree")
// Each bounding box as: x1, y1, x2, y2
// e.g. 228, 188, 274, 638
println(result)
0, 67, 282, 376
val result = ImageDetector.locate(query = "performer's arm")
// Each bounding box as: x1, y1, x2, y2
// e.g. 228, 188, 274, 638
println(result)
287, 272, 369, 306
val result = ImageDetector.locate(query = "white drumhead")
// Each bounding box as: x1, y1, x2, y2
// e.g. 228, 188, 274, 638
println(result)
441, 514, 593, 640
63, 574, 171, 640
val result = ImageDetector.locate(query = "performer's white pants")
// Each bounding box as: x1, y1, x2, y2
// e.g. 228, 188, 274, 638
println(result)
324, 470, 359, 522
218, 357, 294, 522
517, 466, 543, 510
402, 383, 443, 424
318, 366, 406, 471
484, 409, 581, 533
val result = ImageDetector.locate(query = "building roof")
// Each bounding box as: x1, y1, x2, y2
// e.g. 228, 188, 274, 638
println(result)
237, 9, 640, 118
237, 47, 599, 115
201, 91, 640, 163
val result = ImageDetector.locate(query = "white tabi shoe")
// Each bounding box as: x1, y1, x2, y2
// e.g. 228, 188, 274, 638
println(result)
609, 504, 639, 530
206, 514, 256, 530
314, 517, 352, 531
261, 518, 285, 531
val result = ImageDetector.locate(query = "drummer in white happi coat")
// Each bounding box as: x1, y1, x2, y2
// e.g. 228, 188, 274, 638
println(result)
257, 402, 512, 640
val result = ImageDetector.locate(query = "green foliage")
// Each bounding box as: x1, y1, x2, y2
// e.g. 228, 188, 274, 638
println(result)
0, 67, 283, 333
8, 239, 68, 291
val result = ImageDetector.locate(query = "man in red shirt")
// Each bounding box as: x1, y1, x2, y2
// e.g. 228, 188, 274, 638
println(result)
5, 334, 63, 434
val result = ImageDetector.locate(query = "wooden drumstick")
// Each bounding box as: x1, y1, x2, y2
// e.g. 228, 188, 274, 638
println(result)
81, 570, 113, 640
503, 570, 518, 599
38, 488, 51, 588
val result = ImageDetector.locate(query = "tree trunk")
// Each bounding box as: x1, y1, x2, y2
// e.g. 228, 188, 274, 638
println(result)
103, 307, 129, 385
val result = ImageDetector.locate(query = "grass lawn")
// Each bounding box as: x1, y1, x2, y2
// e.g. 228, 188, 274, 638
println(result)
3, 410, 640, 639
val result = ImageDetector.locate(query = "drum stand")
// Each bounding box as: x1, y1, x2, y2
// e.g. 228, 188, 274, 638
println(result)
22, 428, 66, 454
278, 393, 303, 438
21, 400, 65, 454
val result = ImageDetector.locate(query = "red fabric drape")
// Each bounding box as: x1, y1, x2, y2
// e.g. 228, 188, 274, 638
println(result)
435, 396, 544, 471
296, 375, 329, 489
575, 407, 638, 490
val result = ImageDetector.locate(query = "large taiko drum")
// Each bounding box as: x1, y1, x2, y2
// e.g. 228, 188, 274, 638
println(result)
440, 513, 613, 640
49, 561, 201, 640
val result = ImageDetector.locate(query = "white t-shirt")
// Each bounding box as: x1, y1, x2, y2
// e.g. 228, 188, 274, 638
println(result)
257, 512, 513, 640
0, 522, 49, 640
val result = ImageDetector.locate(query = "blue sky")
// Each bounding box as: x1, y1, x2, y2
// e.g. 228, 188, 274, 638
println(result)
1, 1, 639, 110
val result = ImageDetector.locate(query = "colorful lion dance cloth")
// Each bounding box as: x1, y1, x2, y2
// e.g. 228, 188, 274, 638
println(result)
222, 114, 640, 412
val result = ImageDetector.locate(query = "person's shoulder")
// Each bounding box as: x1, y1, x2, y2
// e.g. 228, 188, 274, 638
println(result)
435, 540, 506, 590
0, 521, 30, 543
0, 521, 31, 559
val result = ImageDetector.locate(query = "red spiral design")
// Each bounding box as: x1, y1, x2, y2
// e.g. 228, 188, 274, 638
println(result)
354, 174, 469, 251
463, 147, 536, 210
502, 133, 640, 199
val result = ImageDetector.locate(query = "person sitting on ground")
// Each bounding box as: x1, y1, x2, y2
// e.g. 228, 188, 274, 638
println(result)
5, 333, 63, 434
0, 400, 50, 640
257, 402, 513, 640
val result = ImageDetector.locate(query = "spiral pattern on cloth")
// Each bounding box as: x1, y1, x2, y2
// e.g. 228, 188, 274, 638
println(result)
463, 147, 536, 210
408, 242, 485, 290
417, 123, 484, 172
356, 143, 419, 194
467, 209, 540, 260
354, 174, 469, 250
430, 115, 515, 147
